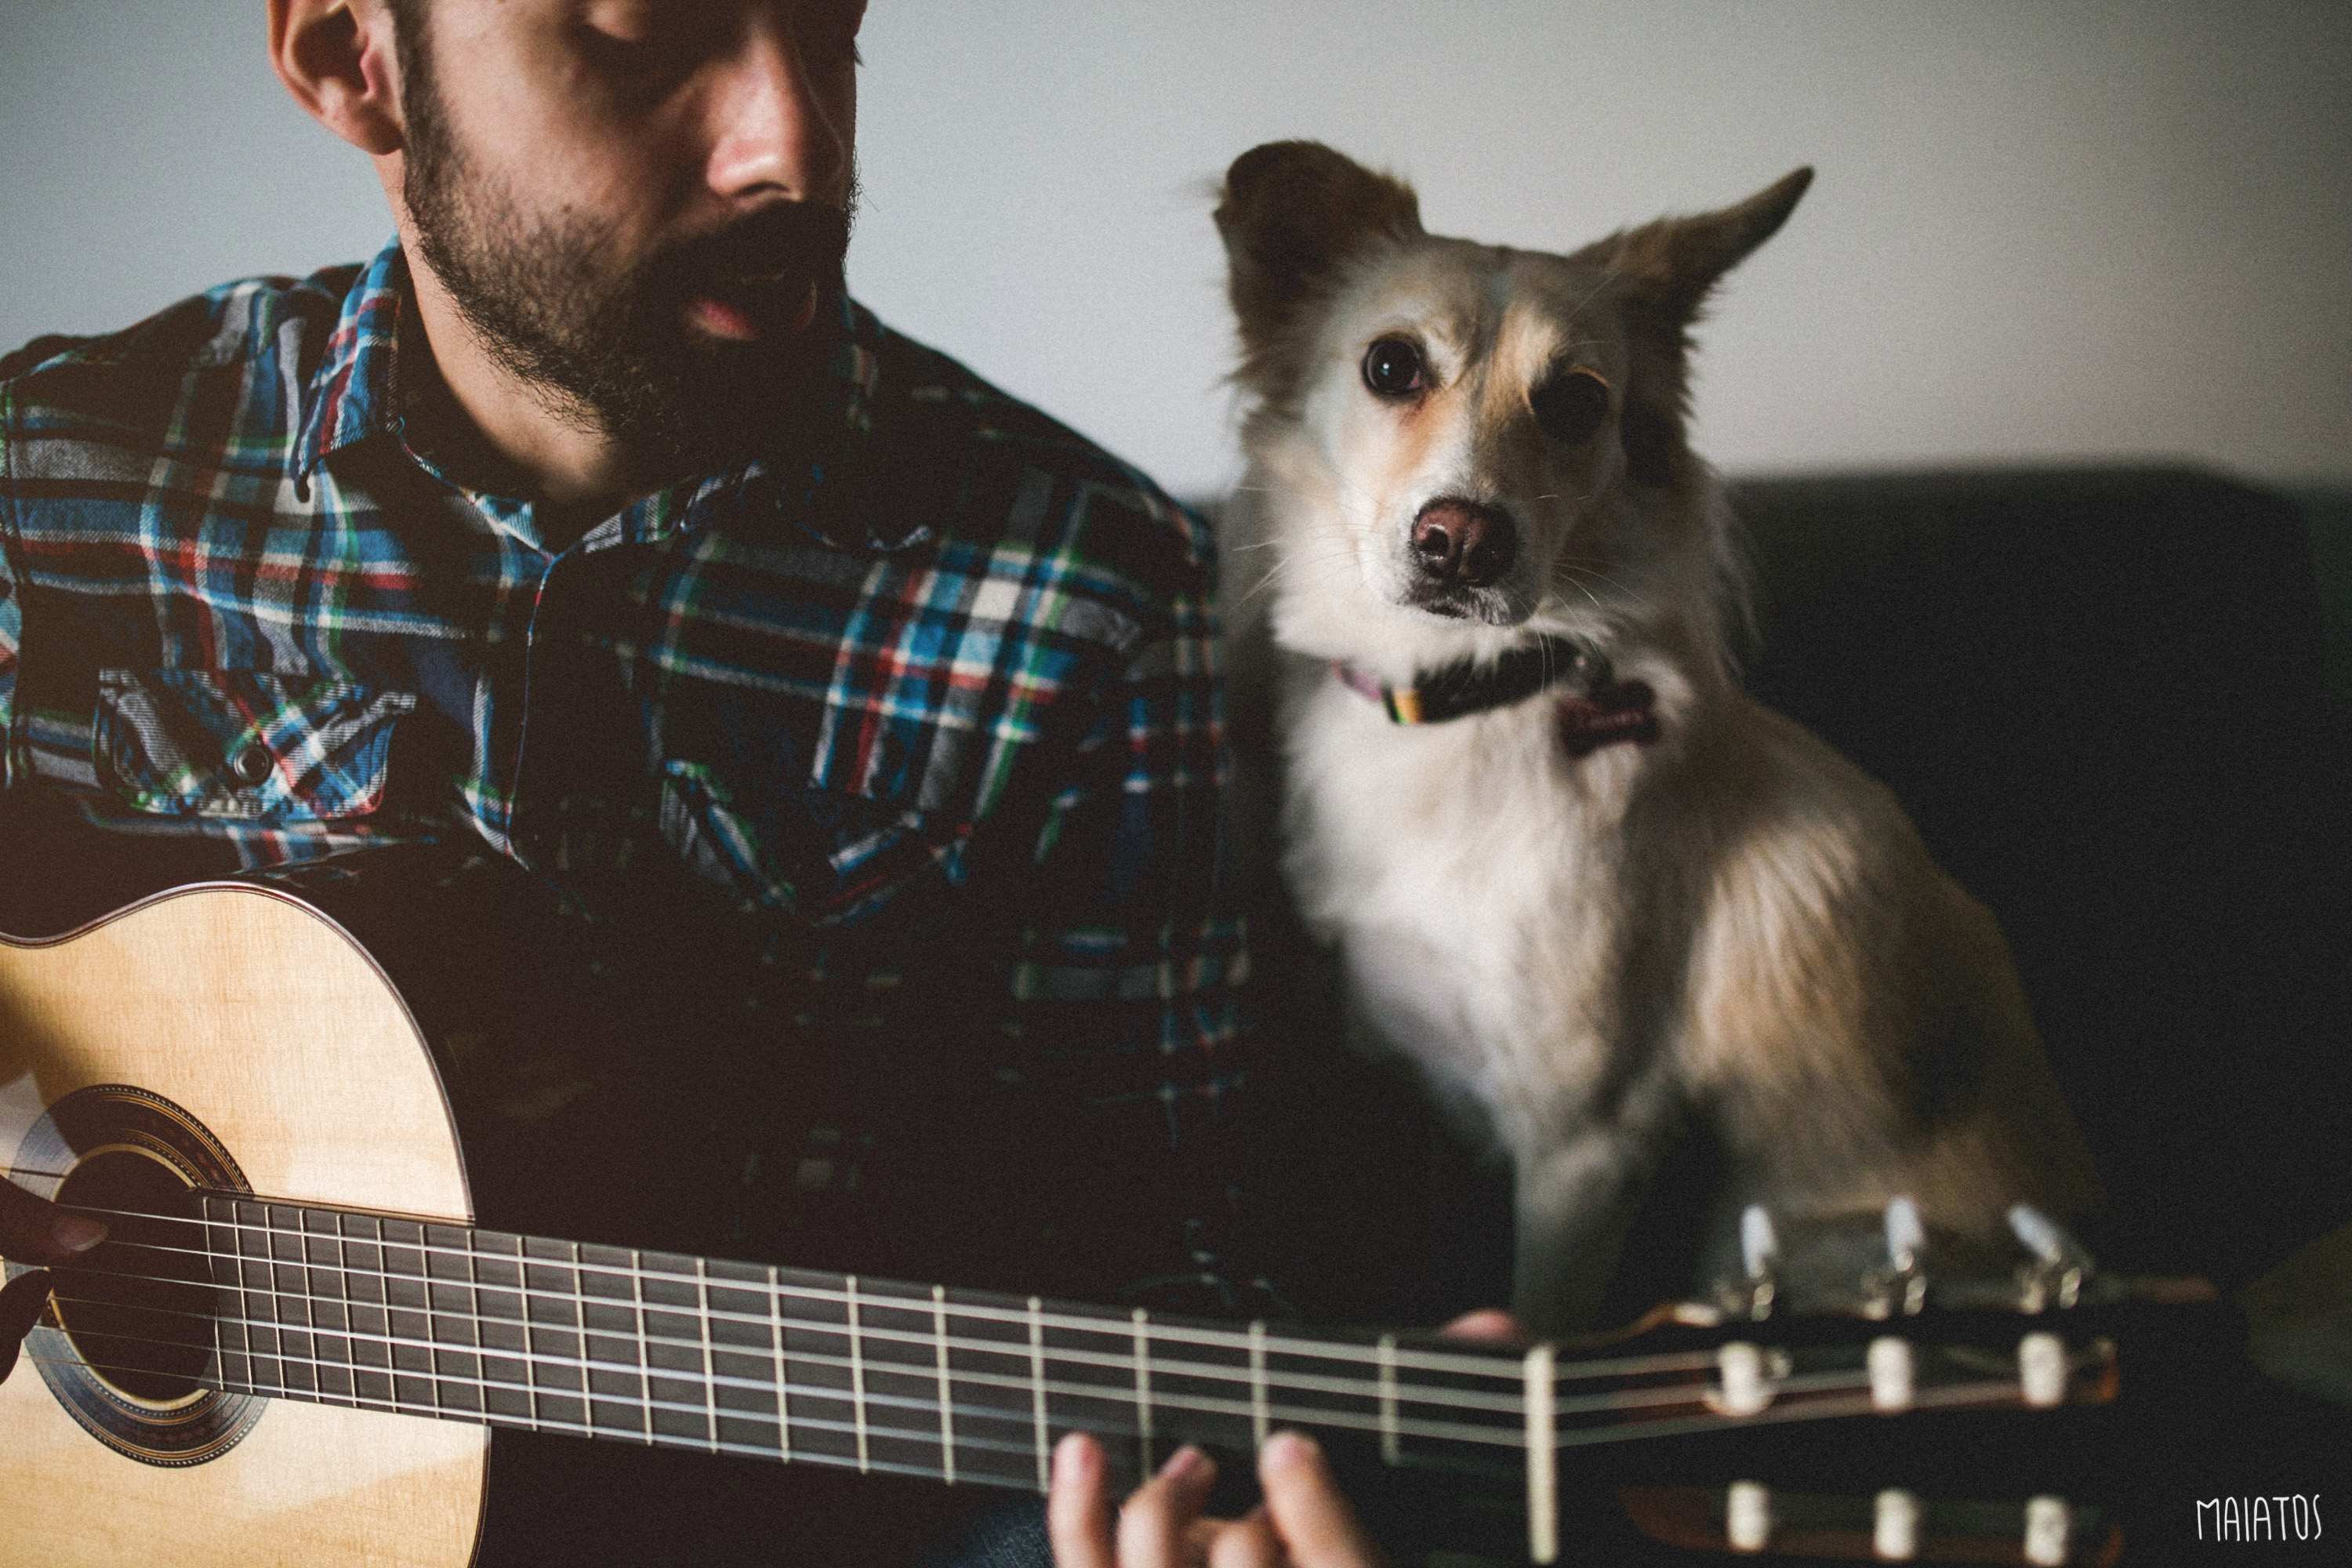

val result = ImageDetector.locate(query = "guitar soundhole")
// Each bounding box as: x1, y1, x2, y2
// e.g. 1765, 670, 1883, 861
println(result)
50, 1149, 216, 1405
13, 1083, 264, 1464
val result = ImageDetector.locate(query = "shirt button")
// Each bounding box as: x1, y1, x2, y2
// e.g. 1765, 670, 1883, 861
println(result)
229, 744, 274, 786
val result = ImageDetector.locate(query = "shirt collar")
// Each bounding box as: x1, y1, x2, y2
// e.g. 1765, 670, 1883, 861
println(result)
292, 239, 408, 481
291, 240, 902, 549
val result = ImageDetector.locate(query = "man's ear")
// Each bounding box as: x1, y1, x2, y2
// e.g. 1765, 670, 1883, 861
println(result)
1215, 141, 1423, 350
269, 0, 405, 157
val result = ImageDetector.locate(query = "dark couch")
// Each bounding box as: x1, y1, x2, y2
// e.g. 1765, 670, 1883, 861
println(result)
1229, 466, 2352, 1324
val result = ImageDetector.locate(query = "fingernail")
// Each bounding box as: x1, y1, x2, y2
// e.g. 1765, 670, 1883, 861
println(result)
1051, 1430, 1098, 1484
1261, 1430, 1319, 1468
1158, 1444, 1210, 1483
52, 1215, 106, 1254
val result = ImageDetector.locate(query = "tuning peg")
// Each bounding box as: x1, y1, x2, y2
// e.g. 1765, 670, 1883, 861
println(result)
2008, 1203, 2093, 1312
1725, 1479, 1772, 1554
1708, 1205, 1778, 1319
2018, 1330, 2069, 1407
1704, 1341, 1789, 1418
1874, 1488, 1922, 1561
2024, 1495, 2072, 1566
1886, 1196, 1925, 1270
1867, 1335, 1917, 1414
1861, 1196, 1929, 1317
1741, 1203, 1779, 1279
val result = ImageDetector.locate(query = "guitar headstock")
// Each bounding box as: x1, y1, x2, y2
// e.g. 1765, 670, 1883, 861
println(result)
1666, 1199, 2216, 1329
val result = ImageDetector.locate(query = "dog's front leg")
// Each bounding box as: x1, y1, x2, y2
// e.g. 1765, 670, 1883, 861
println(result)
1509, 1132, 1657, 1334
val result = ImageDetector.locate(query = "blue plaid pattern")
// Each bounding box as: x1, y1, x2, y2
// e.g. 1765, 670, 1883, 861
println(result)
0, 241, 1245, 1116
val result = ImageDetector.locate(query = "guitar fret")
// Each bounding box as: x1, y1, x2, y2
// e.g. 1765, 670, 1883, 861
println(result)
695, 1258, 717, 1453
462, 1231, 485, 1420
1249, 1321, 1269, 1450
343, 1212, 390, 1409
932, 1286, 956, 1486
510, 1234, 541, 1432
1377, 1334, 1400, 1465
1524, 1343, 1559, 1566
321, 1208, 355, 1406
1131, 1308, 1155, 1476
277, 1207, 317, 1403
630, 1250, 653, 1444
769, 1267, 791, 1461
845, 1276, 869, 1473
473, 1230, 531, 1427
426, 1224, 481, 1419
1028, 1297, 1048, 1493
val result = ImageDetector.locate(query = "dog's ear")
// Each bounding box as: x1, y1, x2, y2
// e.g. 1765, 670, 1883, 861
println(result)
1217, 141, 1423, 350
1574, 168, 1812, 487
1593, 167, 1813, 324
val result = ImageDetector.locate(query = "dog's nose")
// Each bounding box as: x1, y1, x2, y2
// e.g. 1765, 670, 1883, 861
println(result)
1411, 498, 1518, 588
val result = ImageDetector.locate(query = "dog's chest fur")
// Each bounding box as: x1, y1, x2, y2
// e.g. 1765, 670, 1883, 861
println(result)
1281, 668, 1675, 1155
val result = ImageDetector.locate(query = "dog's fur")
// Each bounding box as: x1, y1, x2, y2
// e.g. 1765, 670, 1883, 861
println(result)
1216, 143, 2100, 1333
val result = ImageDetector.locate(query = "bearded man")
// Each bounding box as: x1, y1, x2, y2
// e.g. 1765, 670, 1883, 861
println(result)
0, 3, 1421, 1563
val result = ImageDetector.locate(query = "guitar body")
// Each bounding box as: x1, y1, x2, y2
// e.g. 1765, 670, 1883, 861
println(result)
0, 883, 487, 1568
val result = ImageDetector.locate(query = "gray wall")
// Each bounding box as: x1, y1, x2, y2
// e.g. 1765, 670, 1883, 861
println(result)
3, 1, 2347, 495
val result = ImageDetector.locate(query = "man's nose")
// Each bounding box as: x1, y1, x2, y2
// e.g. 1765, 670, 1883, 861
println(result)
703, 16, 849, 206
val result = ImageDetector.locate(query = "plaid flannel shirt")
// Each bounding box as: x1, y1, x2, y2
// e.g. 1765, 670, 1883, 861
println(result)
0, 242, 1246, 1185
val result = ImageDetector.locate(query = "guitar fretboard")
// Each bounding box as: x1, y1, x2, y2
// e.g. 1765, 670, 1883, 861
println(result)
150, 1196, 1548, 1494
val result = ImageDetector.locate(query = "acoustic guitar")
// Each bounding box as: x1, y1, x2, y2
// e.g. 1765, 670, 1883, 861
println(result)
0, 862, 2205, 1566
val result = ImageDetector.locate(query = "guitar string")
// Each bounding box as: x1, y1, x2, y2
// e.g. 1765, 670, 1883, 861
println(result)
20, 1218, 2078, 1421
24, 1247, 1722, 1419
23, 1189, 1524, 1373
15, 1188, 2088, 1414
23, 1312, 1539, 1451
36, 1284, 1811, 1432
16, 1336, 2045, 1472
26, 1316, 2015, 1458
13, 1346, 1069, 1486
12, 1187, 1542, 1382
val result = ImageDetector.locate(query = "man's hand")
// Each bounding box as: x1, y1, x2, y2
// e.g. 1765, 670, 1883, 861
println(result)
1047, 1428, 1378, 1568
1044, 1309, 1523, 1566
0, 1178, 107, 1383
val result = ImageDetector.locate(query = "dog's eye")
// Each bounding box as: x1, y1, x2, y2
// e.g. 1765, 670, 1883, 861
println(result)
1530, 368, 1611, 446
1362, 338, 1425, 398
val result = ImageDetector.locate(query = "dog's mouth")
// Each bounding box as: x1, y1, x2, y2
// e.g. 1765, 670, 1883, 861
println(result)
1401, 579, 1528, 626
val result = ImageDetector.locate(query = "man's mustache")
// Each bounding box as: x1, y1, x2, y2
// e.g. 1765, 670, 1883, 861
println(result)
662, 200, 852, 296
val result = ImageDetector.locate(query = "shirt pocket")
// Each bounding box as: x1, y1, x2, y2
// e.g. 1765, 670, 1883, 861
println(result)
655, 756, 965, 927
94, 670, 416, 821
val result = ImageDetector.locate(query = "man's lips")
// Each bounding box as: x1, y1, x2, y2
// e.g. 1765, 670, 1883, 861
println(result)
686, 278, 820, 342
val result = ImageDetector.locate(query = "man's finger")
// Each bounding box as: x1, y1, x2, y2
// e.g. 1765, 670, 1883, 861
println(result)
1206, 1504, 1286, 1568
1047, 1432, 1118, 1568
1258, 1431, 1381, 1568
1116, 1444, 1218, 1568
0, 1179, 106, 1266
0, 1269, 54, 1385
1437, 1308, 1523, 1345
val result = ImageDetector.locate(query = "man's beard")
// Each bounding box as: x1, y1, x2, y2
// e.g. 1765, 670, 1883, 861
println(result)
399, 53, 852, 489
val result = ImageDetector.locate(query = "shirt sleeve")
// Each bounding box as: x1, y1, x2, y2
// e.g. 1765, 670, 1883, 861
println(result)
0, 389, 21, 796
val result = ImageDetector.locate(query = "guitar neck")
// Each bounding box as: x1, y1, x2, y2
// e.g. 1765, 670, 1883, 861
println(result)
169, 1194, 1530, 1495
62, 1189, 2118, 1521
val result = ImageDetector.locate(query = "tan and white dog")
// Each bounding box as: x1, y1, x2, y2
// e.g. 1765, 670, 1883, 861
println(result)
1215, 142, 2099, 1333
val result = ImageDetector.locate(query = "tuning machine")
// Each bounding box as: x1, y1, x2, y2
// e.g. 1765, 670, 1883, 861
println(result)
1857, 1196, 1929, 1318
2007, 1203, 2091, 1312
1708, 1204, 1779, 1320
